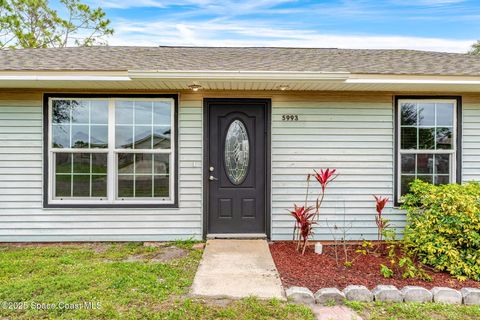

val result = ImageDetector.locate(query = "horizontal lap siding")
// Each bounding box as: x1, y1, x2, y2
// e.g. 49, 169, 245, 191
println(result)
463, 102, 480, 182
271, 101, 400, 240
0, 98, 203, 242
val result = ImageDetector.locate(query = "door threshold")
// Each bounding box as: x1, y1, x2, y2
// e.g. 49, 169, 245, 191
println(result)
207, 233, 267, 239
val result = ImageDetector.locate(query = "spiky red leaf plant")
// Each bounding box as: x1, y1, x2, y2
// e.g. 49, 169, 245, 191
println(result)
373, 195, 390, 241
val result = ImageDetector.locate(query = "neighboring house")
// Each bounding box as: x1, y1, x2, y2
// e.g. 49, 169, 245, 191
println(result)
0, 46, 479, 242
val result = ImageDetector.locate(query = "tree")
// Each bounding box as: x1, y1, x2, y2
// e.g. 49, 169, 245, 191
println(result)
0, 0, 113, 49
469, 41, 480, 55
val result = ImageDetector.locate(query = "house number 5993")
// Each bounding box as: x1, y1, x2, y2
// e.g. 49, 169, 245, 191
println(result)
282, 114, 299, 121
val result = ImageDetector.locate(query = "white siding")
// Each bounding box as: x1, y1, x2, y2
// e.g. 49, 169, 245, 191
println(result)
0, 97, 203, 242
2, 92, 479, 242
270, 101, 400, 240
463, 102, 480, 182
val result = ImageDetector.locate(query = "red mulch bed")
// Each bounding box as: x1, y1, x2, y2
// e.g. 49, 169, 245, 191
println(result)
270, 241, 480, 292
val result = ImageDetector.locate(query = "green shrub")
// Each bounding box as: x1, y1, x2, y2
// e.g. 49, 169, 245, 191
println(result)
402, 180, 480, 281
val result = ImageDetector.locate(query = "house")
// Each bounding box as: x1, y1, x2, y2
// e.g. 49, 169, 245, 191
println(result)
0, 46, 479, 242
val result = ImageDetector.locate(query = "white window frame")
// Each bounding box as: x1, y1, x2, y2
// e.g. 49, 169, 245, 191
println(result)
396, 98, 457, 202
47, 96, 176, 206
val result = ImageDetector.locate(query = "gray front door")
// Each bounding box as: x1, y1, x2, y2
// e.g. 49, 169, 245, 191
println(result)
206, 99, 268, 234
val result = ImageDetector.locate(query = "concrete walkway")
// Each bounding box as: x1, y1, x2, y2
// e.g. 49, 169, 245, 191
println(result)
191, 239, 285, 299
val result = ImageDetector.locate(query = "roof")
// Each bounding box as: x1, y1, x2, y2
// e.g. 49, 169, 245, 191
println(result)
1, 46, 480, 76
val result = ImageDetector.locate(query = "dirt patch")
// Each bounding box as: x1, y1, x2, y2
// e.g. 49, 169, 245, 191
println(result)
125, 246, 188, 263
270, 241, 480, 291
143, 242, 171, 248
89, 243, 110, 253
192, 243, 206, 250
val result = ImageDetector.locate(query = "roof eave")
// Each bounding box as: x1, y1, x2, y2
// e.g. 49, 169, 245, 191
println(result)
128, 70, 351, 81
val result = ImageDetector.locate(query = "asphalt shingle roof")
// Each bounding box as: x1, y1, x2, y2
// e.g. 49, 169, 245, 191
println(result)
1, 46, 480, 76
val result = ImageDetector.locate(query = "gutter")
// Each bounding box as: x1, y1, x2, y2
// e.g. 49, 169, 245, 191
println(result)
0, 75, 131, 81
345, 78, 480, 85
1, 70, 480, 86
128, 70, 351, 81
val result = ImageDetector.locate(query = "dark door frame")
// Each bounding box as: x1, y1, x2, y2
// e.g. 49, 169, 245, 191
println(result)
203, 98, 271, 239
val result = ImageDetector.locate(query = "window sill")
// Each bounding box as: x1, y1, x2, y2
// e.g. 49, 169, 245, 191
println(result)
43, 202, 179, 209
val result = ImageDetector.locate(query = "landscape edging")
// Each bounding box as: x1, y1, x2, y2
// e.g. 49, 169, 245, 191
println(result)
284, 285, 480, 305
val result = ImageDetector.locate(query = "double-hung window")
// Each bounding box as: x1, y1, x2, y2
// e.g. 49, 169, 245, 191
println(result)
45, 95, 177, 207
396, 97, 459, 202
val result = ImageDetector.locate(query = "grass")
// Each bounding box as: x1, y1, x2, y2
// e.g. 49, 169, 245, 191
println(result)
0, 242, 313, 320
345, 300, 480, 320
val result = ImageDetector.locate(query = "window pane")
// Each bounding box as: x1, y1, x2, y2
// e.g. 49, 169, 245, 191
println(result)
418, 103, 435, 126
418, 128, 435, 149
401, 103, 417, 125
417, 154, 434, 174
55, 175, 71, 197
401, 127, 417, 149
55, 152, 106, 199
118, 175, 134, 197
115, 126, 133, 148
135, 175, 152, 197
436, 103, 454, 126
134, 126, 152, 149
154, 154, 170, 174
71, 100, 89, 124
153, 101, 171, 126
92, 153, 107, 174
71, 125, 89, 148
115, 101, 133, 125
91, 175, 107, 197
52, 100, 71, 124
72, 175, 90, 197
118, 153, 134, 174
153, 126, 171, 149
401, 154, 415, 174
435, 175, 450, 185
154, 175, 169, 197
436, 127, 453, 150
52, 125, 70, 148
73, 153, 90, 174
417, 175, 433, 184
435, 154, 450, 174
55, 153, 71, 174
91, 125, 108, 149
401, 175, 415, 196
50, 98, 174, 203
134, 101, 152, 125
135, 153, 152, 174
91, 101, 108, 124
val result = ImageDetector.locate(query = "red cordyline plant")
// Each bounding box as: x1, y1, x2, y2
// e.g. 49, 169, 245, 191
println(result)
373, 195, 390, 241
290, 168, 337, 254
289, 205, 316, 254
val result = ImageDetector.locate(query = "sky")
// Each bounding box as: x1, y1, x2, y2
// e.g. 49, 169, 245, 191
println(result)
80, 0, 480, 52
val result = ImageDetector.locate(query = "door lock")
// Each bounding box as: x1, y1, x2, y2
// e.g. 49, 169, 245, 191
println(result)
209, 175, 218, 181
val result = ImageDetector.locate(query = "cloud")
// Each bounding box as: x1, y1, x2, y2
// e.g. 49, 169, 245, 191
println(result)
411, 0, 465, 4
95, 0, 295, 12
89, 0, 477, 53
109, 19, 474, 52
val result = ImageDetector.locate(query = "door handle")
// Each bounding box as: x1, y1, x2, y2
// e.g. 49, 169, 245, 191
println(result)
209, 175, 218, 181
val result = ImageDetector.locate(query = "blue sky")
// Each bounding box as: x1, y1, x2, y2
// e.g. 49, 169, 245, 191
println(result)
81, 0, 480, 52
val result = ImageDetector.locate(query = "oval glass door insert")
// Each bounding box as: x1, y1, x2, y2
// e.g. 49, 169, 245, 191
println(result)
224, 119, 250, 185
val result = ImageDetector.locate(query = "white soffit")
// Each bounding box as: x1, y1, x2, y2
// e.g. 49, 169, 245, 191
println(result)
1, 70, 480, 91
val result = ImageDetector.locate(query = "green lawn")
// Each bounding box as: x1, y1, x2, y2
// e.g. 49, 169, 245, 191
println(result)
346, 300, 480, 320
0, 242, 313, 320
2, 242, 479, 320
